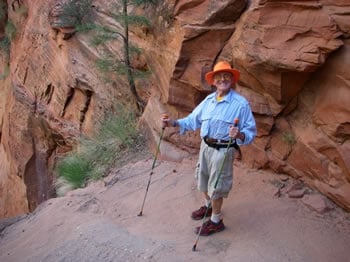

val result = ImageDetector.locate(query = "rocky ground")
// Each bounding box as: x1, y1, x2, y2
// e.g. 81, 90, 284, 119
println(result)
1, 153, 350, 262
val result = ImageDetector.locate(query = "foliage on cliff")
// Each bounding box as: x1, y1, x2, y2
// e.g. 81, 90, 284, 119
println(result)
56, 107, 143, 190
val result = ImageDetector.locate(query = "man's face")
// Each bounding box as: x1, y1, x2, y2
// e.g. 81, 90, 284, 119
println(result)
213, 72, 233, 93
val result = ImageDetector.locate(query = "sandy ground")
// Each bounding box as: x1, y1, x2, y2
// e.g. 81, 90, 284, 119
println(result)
1, 156, 350, 262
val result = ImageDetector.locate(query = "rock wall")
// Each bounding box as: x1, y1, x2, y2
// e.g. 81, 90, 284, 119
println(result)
141, 0, 350, 210
0, 0, 349, 218
0, 0, 139, 218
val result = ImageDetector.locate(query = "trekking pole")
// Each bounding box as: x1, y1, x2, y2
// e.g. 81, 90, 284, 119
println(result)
137, 115, 167, 217
192, 118, 239, 251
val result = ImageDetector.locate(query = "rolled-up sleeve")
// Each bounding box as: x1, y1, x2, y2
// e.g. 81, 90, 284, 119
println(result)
238, 103, 256, 145
177, 101, 205, 135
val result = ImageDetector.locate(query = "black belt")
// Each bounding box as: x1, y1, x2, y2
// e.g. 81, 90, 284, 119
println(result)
204, 137, 230, 144
204, 137, 240, 150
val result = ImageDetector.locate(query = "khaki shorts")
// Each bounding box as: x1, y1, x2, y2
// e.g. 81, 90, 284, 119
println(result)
195, 140, 235, 199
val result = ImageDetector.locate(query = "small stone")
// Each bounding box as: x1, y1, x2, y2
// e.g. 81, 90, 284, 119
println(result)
288, 188, 305, 198
280, 175, 289, 182
302, 194, 334, 214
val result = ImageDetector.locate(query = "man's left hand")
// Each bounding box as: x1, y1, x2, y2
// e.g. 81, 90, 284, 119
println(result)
229, 126, 244, 141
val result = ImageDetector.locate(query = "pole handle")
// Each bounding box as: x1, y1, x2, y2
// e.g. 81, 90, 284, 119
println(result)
161, 113, 169, 129
234, 117, 239, 127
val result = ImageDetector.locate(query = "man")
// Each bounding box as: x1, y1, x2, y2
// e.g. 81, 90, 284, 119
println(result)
162, 61, 256, 236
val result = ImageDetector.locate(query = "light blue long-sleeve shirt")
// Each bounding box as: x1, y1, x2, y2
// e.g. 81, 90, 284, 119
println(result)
177, 89, 256, 145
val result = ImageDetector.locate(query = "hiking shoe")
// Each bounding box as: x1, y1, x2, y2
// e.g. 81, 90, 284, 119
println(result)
195, 220, 225, 236
191, 206, 212, 220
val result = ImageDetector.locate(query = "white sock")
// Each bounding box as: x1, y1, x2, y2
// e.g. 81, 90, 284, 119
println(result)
211, 213, 221, 224
205, 199, 211, 208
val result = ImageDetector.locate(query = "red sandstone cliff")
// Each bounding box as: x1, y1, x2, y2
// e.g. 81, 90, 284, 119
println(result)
0, 0, 349, 218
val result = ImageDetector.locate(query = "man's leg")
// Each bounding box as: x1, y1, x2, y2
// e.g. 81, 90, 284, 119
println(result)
211, 197, 223, 223
195, 196, 225, 235
191, 192, 212, 220
211, 197, 223, 215
203, 192, 210, 202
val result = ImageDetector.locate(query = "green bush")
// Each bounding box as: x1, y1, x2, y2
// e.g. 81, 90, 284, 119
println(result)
56, 154, 92, 188
0, 20, 16, 54
5, 20, 16, 40
56, 108, 140, 191
60, 0, 93, 28
0, 37, 10, 54
0, 64, 9, 80
282, 131, 296, 145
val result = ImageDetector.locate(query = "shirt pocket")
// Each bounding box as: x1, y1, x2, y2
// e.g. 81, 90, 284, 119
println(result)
212, 118, 232, 138
200, 110, 211, 121
200, 113, 211, 126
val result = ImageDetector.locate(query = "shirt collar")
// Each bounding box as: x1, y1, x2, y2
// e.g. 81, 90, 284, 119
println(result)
215, 89, 234, 103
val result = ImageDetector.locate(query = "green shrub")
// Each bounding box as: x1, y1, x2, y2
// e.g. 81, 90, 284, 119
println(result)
0, 19, 16, 54
0, 37, 10, 54
0, 20, 16, 64
56, 154, 92, 188
60, 0, 93, 28
97, 111, 138, 146
282, 131, 296, 145
5, 20, 16, 40
56, 108, 140, 191
0, 64, 9, 80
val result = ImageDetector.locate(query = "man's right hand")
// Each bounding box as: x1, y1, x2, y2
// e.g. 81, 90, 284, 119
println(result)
161, 114, 177, 128
161, 114, 169, 128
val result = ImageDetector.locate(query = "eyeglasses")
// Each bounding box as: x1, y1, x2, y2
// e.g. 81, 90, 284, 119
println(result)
213, 72, 233, 82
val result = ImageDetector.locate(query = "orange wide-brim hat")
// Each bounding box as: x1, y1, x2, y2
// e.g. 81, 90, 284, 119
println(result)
205, 61, 240, 85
